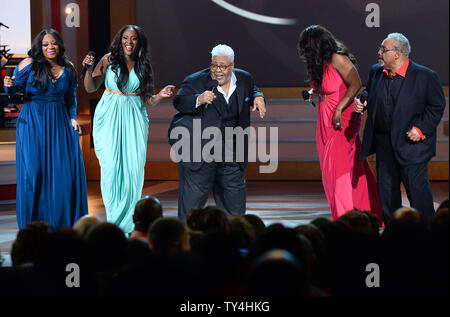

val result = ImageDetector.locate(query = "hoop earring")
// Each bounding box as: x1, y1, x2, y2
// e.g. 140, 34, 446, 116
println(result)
138, 49, 142, 57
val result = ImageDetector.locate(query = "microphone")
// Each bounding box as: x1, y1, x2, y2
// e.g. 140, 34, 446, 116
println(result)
5, 68, 14, 94
302, 88, 316, 107
6, 67, 14, 77
3, 67, 25, 105
209, 79, 219, 92
355, 91, 368, 119
80, 51, 95, 80
0, 22, 9, 29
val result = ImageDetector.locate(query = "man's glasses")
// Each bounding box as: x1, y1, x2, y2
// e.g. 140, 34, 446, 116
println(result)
378, 46, 397, 53
210, 64, 232, 71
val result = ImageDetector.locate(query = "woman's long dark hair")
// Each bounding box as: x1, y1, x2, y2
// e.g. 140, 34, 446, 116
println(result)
28, 28, 76, 90
297, 25, 356, 94
109, 25, 154, 102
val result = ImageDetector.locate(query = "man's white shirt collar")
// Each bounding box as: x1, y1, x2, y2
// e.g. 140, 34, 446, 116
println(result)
217, 72, 237, 104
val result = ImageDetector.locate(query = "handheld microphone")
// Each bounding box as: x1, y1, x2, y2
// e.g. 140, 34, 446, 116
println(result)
355, 91, 368, 119
5, 67, 14, 94
3, 67, 25, 105
302, 88, 316, 107
6, 67, 14, 77
80, 51, 95, 80
209, 79, 219, 92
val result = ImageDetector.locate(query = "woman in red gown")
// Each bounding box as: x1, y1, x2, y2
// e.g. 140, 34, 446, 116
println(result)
297, 25, 383, 225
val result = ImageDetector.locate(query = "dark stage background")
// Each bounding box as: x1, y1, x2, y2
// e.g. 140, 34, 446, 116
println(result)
135, 0, 449, 88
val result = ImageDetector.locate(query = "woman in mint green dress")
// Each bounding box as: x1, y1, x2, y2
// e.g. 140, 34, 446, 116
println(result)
82, 25, 174, 234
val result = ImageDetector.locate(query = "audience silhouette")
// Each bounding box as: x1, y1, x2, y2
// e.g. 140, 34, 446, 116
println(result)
1, 197, 448, 296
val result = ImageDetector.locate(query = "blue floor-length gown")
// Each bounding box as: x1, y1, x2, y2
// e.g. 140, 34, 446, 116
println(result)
6, 62, 88, 229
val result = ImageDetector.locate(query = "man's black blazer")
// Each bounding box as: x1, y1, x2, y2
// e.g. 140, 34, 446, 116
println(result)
360, 61, 446, 165
168, 68, 264, 169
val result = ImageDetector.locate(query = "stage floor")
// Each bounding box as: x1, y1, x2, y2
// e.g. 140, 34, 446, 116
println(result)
1, 181, 448, 264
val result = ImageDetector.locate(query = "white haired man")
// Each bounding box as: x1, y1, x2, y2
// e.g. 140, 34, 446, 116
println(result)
354, 33, 445, 224
168, 44, 266, 221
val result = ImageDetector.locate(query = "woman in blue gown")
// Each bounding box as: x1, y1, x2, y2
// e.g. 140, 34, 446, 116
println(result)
3, 29, 88, 229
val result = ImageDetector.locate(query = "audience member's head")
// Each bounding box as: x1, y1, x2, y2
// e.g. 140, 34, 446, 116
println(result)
72, 215, 101, 237
33, 228, 93, 295
246, 249, 308, 296
190, 206, 231, 234
85, 222, 127, 274
393, 207, 424, 225
294, 224, 326, 257
148, 217, 190, 257
11, 221, 51, 267
133, 195, 163, 233
338, 209, 373, 236
247, 224, 305, 268
436, 199, 449, 212
364, 211, 382, 237
187, 228, 205, 251
294, 224, 328, 288
310, 217, 332, 233
121, 238, 155, 272
241, 214, 266, 237
229, 216, 255, 250
429, 206, 448, 239
203, 206, 231, 233
310, 219, 352, 255
192, 232, 244, 295
381, 207, 426, 244
433, 199, 449, 236
186, 207, 207, 231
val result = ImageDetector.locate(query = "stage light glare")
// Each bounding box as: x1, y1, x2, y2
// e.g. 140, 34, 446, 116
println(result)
65, 7, 73, 15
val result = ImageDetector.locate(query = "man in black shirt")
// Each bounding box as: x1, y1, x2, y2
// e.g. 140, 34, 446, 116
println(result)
354, 33, 446, 224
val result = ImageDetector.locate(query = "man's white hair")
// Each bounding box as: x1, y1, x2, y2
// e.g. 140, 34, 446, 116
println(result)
211, 44, 235, 62
387, 33, 411, 58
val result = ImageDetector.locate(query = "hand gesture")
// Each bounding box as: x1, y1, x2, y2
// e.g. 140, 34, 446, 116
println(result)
81, 54, 95, 70
333, 108, 343, 130
252, 96, 266, 118
71, 119, 82, 135
3, 75, 15, 88
158, 85, 175, 99
198, 90, 217, 105
406, 127, 424, 143
353, 97, 367, 114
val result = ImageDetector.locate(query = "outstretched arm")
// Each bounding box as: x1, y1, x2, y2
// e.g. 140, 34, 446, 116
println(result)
146, 85, 176, 106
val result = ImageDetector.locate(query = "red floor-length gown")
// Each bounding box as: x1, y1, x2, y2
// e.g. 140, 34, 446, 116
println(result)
314, 62, 383, 224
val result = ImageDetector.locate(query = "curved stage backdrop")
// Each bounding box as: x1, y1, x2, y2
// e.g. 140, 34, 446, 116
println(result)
136, 0, 449, 87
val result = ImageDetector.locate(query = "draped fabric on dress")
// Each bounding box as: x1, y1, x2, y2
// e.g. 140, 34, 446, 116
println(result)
6, 62, 88, 229
93, 66, 149, 234
315, 63, 383, 224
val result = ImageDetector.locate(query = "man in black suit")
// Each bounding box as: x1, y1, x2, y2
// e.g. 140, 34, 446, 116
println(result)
168, 44, 266, 221
354, 33, 446, 224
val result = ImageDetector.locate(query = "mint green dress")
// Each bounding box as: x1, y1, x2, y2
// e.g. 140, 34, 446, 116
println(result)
93, 66, 149, 234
